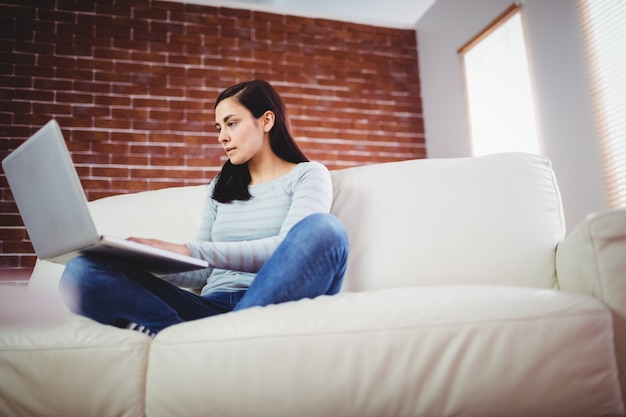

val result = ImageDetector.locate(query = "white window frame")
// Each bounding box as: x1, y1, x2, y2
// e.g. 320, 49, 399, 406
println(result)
459, 4, 541, 157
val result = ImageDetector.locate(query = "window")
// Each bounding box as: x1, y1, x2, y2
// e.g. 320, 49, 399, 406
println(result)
578, 0, 626, 207
459, 5, 540, 157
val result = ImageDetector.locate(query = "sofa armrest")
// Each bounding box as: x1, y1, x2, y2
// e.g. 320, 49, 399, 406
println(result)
556, 207, 626, 401
556, 208, 626, 301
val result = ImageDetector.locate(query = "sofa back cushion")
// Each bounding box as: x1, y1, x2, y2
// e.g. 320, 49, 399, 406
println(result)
29, 185, 207, 289
330, 152, 566, 292
87, 184, 207, 243
31, 153, 565, 295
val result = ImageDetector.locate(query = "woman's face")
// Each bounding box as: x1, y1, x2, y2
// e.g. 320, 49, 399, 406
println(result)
214, 98, 270, 166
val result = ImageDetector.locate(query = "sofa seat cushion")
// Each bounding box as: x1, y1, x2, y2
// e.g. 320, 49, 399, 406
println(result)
146, 286, 622, 417
0, 292, 150, 417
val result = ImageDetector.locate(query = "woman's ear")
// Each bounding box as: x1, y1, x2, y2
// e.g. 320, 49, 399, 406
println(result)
261, 111, 275, 133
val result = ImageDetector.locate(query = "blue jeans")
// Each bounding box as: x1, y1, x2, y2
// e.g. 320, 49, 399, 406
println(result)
59, 213, 349, 334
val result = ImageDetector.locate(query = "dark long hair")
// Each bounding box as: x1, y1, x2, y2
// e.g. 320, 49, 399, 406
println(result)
212, 80, 309, 203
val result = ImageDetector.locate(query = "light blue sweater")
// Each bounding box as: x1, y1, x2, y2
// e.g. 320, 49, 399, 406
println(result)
163, 162, 333, 296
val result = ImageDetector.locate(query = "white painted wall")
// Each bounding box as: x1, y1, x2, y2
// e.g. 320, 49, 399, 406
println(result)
416, 0, 607, 229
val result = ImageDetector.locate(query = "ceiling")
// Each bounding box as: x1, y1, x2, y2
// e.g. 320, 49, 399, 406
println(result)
178, 0, 437, 28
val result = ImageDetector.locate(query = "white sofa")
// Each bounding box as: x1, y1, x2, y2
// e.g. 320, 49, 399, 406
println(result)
0, 152, 624, 417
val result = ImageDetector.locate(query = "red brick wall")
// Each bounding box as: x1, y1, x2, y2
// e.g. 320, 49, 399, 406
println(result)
0, 0, 425, 274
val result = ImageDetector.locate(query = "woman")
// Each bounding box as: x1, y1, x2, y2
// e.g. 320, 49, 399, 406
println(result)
59, 80, 349, 337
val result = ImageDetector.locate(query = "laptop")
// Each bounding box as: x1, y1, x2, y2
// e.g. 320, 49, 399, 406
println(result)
2, 119, 209, 275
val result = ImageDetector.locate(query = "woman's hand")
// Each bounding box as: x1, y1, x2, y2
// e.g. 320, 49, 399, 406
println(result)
127, 237, 191, 257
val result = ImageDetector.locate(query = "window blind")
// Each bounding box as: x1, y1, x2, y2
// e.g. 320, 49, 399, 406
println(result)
578, 0, 626, 207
